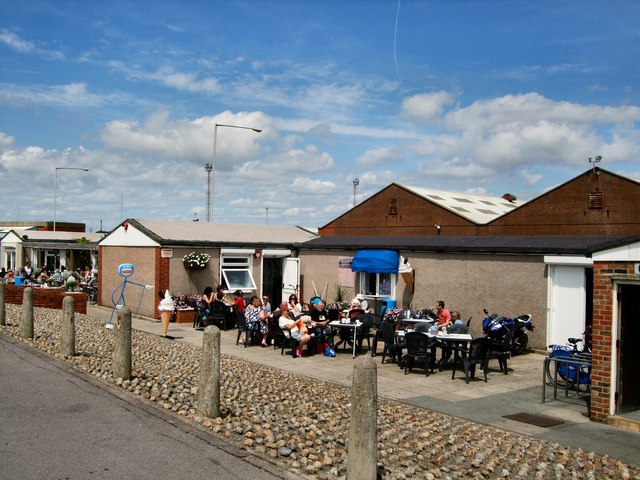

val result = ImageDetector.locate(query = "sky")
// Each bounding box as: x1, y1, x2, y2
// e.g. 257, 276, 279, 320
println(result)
1, 1, 639, 233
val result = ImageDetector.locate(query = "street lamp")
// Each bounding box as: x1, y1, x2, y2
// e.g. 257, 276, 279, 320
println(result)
54, 167, 89, 231
353, 177, 360, 207
209, 122, 262, 222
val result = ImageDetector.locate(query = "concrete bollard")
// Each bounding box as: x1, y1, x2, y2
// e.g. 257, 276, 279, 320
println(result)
347, 355, 378, 480
20, 287, 34, 339
0, 283, 5, 326
60, 296, 76, 357
198, 325, 221, 418
113, 307, 132, 380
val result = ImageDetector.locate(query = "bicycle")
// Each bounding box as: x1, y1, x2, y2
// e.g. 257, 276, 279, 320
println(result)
544, 335, 592, 392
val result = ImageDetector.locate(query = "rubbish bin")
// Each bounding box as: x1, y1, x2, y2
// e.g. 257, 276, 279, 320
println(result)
380, 299, 396, 317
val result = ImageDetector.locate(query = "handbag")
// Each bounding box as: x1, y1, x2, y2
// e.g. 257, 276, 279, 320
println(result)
324, 345, 336, 357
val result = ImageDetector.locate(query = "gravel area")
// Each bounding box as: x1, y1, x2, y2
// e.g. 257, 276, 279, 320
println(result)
1, 304, 639, 480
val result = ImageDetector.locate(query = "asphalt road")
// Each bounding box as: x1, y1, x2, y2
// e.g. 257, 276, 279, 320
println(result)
0, 336, 301, 480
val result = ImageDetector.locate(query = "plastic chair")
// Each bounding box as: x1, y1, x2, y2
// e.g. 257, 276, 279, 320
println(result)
276, 326, 300, 358
489, 330, 513, 374
380, 321, 401, 364
402, 332, 436, 376
355, 312, 374, 352
192, 300, 207, 330
235, 314, 250, 347
208, 302, 228, 330
451, 337, 491, 384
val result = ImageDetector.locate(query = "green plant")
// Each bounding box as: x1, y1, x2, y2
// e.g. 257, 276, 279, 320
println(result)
332, 284, 348, 303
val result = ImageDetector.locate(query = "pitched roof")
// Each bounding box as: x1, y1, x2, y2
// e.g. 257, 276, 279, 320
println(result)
400, 185, 522, 224
301, 234, 640, 256
130, 219, 317, 245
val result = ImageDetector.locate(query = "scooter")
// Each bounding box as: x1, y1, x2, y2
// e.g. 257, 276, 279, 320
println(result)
482, 309, 534, 355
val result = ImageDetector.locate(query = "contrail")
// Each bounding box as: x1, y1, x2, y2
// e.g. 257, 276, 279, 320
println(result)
394, 0, 401, 78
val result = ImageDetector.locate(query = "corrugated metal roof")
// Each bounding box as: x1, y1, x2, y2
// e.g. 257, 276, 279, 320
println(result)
401, 185, 522, 224
133, 219, 318, 245
300, 235, 640, 256
11, 231, 104, 242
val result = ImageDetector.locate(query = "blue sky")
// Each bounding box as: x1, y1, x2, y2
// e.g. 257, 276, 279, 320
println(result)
1, 1, 639, 233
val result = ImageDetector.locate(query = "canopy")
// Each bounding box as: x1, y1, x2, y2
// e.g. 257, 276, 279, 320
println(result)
351, 250, 400, 274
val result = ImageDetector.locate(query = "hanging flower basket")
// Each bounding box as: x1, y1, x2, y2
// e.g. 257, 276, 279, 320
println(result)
183, 252, 210, 270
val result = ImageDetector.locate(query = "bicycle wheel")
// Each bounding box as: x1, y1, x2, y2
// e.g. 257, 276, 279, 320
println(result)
545, 351, 576, 389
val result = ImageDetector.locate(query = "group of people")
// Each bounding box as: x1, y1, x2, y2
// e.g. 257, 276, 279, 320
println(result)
434, 300, 468, 334
0, 262, 96, 289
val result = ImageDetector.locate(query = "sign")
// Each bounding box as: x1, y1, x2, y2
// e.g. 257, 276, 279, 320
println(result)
161, 248, 173, 258
118, 263, 134, 277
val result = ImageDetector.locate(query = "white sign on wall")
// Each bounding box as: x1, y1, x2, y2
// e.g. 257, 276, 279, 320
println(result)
161, 248, 173, 258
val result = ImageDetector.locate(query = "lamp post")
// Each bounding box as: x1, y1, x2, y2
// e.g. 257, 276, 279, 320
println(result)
54, 167, 89, 231
209, 122, 262, 222
353, 177, 360, 207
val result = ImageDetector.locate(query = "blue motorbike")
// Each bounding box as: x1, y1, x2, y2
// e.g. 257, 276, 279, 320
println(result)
482, 309, 534, 355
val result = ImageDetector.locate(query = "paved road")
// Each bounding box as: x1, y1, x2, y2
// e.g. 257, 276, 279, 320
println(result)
0, 336, 301, 480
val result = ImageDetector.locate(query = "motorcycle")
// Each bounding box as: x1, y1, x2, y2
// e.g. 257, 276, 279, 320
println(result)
482, 309, 534, 355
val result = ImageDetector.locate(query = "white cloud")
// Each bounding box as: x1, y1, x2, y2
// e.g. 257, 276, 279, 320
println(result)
0, 29, 63, 59
101, 111, 267, 165
0, 29, 34, 52
400, 91, 456, 122
357, 147, 405, 167
0, 82, 127, 109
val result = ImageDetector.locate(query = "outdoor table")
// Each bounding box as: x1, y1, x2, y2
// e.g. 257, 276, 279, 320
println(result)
396, 331, 473, 370
329, 320, 360, 358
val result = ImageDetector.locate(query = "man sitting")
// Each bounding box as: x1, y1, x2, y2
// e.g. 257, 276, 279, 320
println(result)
278, 302, 312, 358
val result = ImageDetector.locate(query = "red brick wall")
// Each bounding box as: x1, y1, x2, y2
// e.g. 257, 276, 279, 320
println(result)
154, 247, 170, 320
590, 261, 635, 423
3, 284, 87, 314
319, 169, 640, 237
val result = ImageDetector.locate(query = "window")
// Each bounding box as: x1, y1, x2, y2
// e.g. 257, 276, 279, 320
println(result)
5, 248, 16, 270
359, 272, 395, 297
221, 254, 256, 291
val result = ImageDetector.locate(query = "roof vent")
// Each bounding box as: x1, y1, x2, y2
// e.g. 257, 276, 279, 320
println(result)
588, 191, 604, 209
502, 193, 517, 202
388, 199, 398, 215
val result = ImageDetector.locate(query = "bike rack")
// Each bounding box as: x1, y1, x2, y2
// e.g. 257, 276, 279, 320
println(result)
542, 355, 591, 406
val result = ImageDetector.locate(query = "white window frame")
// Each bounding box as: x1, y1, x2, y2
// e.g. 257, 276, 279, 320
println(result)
5, 247, 16, 271
220, 254, 257, 292
358, 272, 396, 298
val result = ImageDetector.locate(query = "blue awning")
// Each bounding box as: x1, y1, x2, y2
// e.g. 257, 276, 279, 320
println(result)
351, 250, 399, 273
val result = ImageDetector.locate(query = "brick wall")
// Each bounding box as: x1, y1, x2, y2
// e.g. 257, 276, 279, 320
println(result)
590, 261, 635, 423
3, 284, 87, 314
154, 247, 170, 320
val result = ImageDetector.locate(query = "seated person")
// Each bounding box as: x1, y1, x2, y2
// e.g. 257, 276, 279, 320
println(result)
449, 311, 469, 334
435, 300, 452, 331
287, 294, 303, 318
244, 295, 269, 347
309, 297, 334, 347
355, 293, 369, 312
278, 302, 311, 357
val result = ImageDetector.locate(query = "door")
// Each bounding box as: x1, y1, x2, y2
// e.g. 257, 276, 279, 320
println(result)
281, 258, 300, 303
262, 257, 283, 306
547, 265, 587, 346
617, 284, 640, 414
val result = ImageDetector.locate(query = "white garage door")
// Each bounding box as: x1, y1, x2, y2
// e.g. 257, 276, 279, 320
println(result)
547, 265, 586, 346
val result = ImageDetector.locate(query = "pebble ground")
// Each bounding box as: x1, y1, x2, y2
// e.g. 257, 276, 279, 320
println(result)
1, 305, 638, 480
